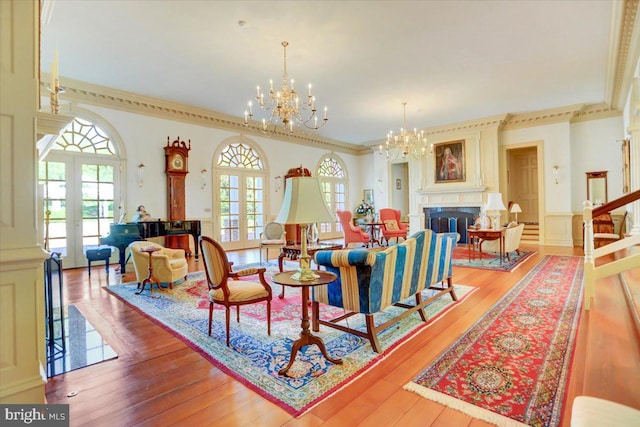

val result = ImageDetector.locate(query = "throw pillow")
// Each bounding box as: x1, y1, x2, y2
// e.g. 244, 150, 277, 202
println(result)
384, 219, 399, 231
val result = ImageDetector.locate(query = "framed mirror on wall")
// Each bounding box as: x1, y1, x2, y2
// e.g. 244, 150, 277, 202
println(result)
586, 171, 608, 206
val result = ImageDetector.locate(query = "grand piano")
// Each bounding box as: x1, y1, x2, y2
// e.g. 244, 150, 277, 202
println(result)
100, 220, 201, 273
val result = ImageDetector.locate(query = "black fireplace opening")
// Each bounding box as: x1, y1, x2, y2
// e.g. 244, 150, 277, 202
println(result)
424, 207, 480, 244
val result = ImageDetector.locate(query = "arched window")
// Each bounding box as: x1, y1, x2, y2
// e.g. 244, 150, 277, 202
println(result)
39, 117, 121, 268
317, 156, 347, 237
215, 140, 267, 249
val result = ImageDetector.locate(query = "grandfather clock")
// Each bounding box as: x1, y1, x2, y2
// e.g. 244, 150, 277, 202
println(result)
164, 136, 191, 254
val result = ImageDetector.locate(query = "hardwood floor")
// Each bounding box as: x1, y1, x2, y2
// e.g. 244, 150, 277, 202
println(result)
45, 243, 640, 426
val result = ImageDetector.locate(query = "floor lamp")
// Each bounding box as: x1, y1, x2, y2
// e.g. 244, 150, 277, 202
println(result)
485, 193, 507, 231
510, 203, 522, 224
275, 177, 335, 281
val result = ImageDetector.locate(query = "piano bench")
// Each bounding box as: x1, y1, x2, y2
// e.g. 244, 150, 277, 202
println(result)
86, 247, 112, 276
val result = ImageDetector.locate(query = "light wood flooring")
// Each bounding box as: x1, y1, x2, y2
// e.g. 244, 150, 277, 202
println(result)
45, 243, 640, 426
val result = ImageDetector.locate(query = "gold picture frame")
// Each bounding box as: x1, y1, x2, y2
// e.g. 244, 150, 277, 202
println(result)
622, 139, 631, 194
434, 140, 465, 183
363, 188, 374, 205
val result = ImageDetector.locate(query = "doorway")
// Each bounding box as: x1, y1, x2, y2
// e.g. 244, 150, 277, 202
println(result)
507, 146, 539, 224
391, 162, 409, 217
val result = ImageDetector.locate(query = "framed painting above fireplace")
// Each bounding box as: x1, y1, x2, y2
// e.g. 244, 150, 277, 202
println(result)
434, 140, 465, 183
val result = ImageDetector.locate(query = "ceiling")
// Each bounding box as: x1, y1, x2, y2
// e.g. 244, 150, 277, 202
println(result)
41, 0, 625, 146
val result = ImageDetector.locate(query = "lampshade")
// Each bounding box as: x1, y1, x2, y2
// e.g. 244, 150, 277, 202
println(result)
485, 193, 507, 211
510, 203, 522, 214
275, 177, 335, 225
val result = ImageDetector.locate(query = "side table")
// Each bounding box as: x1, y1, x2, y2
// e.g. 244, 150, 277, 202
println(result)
271, 270, 343, 376
467, 227, 505, 264
136, 246, 161, 296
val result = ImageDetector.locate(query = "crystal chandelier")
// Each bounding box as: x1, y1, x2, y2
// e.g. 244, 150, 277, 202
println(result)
380, 102, 432, 160
244, 41, 328, 134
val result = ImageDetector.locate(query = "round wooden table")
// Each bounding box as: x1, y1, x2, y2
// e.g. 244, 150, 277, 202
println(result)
271, 270, 343, 376
136, 246, 162, 297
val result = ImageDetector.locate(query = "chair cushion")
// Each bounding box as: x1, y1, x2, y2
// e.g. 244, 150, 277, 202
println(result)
384, 219, 399, 230
261, 239, 285, 245
210, 280, 269, 302
169, 258, 187, 269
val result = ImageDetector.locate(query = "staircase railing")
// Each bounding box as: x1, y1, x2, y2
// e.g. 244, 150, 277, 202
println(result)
583, 189, 640, 310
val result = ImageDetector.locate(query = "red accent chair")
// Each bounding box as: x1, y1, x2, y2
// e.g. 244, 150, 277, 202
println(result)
379, 208, 408, 245
336, 210, 370, 248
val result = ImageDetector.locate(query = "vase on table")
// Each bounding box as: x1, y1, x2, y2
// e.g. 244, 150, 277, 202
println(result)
307, 223, 319, 245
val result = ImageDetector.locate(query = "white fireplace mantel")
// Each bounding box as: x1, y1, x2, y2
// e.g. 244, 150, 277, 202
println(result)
416, 185, 487, 207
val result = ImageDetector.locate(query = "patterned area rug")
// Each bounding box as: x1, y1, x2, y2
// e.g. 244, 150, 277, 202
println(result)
106, 264, 476, 416
452, 246, 536, 272
404, 255, 583, 427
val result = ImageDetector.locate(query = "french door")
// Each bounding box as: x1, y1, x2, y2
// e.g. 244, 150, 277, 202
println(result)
217, 170, 265, 251
318, 180, 344, 239
39, 152, 121, 268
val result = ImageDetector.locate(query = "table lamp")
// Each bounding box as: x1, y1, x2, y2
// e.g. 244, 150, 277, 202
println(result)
275, 177, 335, 281
485, 192, 507, 230
510, 203, 522, 224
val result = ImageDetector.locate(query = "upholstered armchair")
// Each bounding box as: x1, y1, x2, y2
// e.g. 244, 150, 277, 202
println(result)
128, 241, 188, 288
336, 210, 370, 248
199, 236, 271, 347
481, 223, 525, 261
259, 222, 286, 264
379, 208, 408, 245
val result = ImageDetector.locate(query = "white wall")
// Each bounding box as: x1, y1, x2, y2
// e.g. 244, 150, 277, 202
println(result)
570, 116, 625, 211
65, 103, 364, 226
502, 122, 571, 213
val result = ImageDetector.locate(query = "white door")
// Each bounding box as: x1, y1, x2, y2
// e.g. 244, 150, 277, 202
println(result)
217, 171, 265, 251
40, 152, 121, 268
318, 180, 344, 239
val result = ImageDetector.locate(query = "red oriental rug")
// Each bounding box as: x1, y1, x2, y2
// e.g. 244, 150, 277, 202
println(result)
404, 255, 583, 427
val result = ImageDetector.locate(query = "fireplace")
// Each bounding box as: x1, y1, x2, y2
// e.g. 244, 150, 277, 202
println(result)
424, 207, 480, 244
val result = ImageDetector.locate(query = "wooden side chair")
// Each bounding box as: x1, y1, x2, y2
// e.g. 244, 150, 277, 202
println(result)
199, 236, 272, 346
594, 211, 628, 248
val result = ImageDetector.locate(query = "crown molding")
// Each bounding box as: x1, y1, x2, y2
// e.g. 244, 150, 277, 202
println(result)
609, 0, 640, 109
43, 77, 369, 156
502, 103, 621, 129
44, 77, 623, 156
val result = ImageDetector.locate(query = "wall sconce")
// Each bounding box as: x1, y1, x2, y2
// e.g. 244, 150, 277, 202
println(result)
552, 165, 559, 184
200, 169, 207, 190
274, 175, 282, 192
137, 163, 145, 187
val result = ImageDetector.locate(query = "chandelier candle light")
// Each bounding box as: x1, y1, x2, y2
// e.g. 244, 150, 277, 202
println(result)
244, 41, 328, 135
275, 177, 335, 281
485, 192, 507, 231
380, 102, 432, 159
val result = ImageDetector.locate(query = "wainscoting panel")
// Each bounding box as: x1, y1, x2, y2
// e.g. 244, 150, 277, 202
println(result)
544, 212, 573, 246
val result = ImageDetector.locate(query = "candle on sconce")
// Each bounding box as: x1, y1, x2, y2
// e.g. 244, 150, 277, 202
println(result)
50, 50, 59, 91
324, 106, 327, 120
308, 83, 312, 96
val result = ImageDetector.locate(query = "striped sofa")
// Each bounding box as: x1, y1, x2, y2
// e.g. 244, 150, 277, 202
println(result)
311, 229, 458, 353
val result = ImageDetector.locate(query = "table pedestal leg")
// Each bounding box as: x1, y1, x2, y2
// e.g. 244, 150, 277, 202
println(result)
136, 251, 161, 297
278, 286, 342, 376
